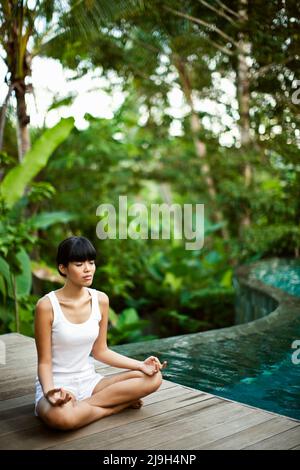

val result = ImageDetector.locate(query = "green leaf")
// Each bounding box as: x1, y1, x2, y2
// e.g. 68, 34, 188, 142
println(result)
163, 272, 183, 292
220, 269, 233, 288
117, 308, 139, 328
108, 307, 119, 327
0, 256, 13, 298
204, 221, 227, 235
0, 256, 12, 286
0, 275, 6, 299
47, 94, 76, 111
8, 249, 32, 298
1, 118, 74, 208
27, 211, 77, 229
116, 320, 149, 333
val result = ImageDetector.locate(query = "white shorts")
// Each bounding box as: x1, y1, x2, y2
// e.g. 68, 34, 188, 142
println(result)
34, 369, 104, 417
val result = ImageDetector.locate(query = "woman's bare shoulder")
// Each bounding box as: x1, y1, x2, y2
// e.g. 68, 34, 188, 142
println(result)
35, 295, 52, 316
36, 294, 52, 307
34, 296, 53, 341
95, 290, 109, 306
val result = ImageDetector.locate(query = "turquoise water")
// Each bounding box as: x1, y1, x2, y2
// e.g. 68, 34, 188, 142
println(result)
128, 322, 300, 420
116, 259, 300, 420
249, 258, 300, 297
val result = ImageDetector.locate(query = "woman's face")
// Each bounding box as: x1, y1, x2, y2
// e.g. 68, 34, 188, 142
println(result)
59, 259, 96, 285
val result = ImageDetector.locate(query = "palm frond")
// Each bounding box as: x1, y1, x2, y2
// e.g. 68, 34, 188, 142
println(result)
56, 0, 145, 39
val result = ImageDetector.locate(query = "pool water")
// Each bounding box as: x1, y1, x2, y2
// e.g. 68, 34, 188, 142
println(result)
127, 320, 300, 420
249, 258, 300, 297
115, 259, 300, 420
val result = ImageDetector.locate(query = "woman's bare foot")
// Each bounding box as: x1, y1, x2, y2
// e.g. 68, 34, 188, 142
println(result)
129, 399, 143, 409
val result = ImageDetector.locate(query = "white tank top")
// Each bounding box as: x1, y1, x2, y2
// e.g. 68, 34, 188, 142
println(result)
45, 287, 101, 375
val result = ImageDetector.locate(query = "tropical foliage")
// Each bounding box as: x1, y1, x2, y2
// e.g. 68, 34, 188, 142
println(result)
0, 0, 299, 343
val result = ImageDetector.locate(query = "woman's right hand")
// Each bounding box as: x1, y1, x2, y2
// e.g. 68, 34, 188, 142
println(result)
45, 387, 76, 406
140, 357, 168, 375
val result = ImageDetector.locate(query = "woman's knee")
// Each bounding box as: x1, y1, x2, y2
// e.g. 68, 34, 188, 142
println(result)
44, 406, 76, 431
144, 370, 163, 393
153, 370, 163, 389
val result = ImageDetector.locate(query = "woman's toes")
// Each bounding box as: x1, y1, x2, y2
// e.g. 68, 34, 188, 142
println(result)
129, 399, 143, 409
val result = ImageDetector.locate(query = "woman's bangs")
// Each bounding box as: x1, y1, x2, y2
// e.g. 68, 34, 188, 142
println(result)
69, 240, 96, 262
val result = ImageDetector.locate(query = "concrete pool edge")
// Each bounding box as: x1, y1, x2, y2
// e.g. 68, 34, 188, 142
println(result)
111, 260, 300, 422
112, 258, 300, 355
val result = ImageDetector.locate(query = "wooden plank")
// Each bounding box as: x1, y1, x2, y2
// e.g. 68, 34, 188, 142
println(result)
1, 332, 298, 451
104, 404, 271, 451
0, 333, 34, 345
0, 401, 38, 423
1, 351, 37, 362
0, 359, 37, 370
0, 394, 35, 412
0, 386, 204, 434
47, 400, 256, 450
0, 366, 176, 412
199, 417, 299, 450
0, 404, 39, 435
243, 426, 300, 450
0, 370, 37, 381
0, 370, 36, 380
2, 345, 35, 356
3, 347, 35, 356
0, 377, 38, 401
141, 412, 274, 450
139, 385, 204, 406
0, 363, 34, 372
0, 390, 212, 449
0, 383, 189, 432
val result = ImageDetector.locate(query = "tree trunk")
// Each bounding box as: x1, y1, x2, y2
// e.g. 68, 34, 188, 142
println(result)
237, 0, 252, 231
174, 57, 230, 241
15, 80, 31, 162
0, 84, 13, 152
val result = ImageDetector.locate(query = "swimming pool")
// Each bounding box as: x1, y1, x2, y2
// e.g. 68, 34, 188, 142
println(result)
249, 258, 300, 297
113, 258, 300, 420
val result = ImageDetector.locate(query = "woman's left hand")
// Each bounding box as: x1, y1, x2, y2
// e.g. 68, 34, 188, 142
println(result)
140, 356, 167, 375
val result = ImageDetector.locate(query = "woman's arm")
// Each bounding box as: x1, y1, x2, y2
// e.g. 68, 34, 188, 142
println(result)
91, 292, 143, 370
34, 297, 55, 395
95, 348, 143, 370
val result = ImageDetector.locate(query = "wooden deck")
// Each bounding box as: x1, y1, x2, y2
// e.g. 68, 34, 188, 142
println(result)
0, 333, 299, 450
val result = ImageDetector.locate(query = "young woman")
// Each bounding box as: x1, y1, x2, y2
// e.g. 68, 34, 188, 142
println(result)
34, 236, 166, 431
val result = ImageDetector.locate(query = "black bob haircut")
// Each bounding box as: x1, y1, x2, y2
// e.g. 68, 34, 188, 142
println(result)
56, 236, 97, 277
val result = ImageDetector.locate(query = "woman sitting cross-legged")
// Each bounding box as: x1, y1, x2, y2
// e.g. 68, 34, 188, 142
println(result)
34, 235, 167, 431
